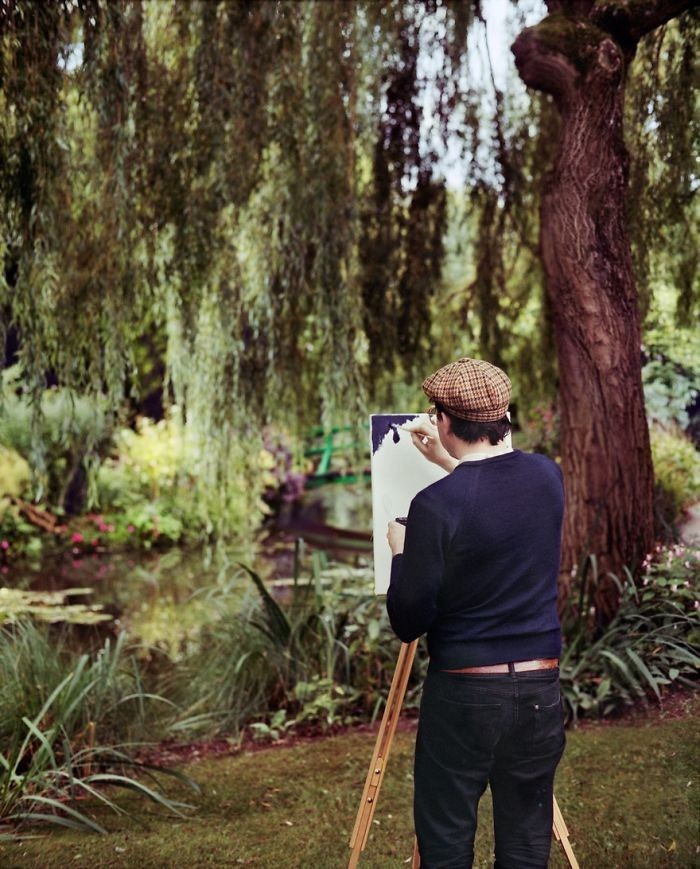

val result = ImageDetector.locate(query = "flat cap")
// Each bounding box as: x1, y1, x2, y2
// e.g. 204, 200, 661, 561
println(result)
422, 357, 511, 422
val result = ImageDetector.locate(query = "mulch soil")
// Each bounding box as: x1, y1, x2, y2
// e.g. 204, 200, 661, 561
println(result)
135, 687, 698, 769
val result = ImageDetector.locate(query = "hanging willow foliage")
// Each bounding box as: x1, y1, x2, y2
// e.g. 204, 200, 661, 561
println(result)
0, 0, 697, 531
626, 12, 699, 325
0, 0, 458, 519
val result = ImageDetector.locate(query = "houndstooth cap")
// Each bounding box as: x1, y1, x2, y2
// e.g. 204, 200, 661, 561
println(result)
422, 357, 511, 422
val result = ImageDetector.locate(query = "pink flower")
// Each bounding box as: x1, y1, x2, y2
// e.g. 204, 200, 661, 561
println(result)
1, 540, 9, 550
0, 566, 8, 574
71, 532, 84, 544
106, 524, 115, 533
127, 524, 135, 533
97, 522, 108, 532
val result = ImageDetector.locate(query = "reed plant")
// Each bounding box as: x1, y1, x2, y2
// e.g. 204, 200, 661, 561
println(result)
0, 621, 194, 833
560, 544, 699, 723
172, 544, 698, 739
170, 557, 413, 738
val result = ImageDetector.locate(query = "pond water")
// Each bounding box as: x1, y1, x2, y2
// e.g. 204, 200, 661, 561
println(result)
2, 484, 374, 655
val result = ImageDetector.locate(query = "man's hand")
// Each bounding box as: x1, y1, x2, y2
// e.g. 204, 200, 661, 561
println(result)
387, 520, 406, 556
402, 415, 458, 472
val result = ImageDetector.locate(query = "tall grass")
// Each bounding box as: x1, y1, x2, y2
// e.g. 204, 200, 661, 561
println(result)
560, 545, 699, 723
0, 622, 195, 832
171, 545, 699, 739
169, 559, 414, 738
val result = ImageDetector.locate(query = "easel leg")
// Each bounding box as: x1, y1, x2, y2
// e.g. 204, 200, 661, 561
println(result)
411, 836, 420, 868
348, 640, 418, 868
553, 795, 579, 869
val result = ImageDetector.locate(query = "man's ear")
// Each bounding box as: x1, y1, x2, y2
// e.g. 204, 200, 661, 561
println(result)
439, 411, 452, 436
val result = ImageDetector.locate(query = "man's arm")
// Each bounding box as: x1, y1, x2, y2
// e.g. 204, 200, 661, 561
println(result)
386, 495, 447, 643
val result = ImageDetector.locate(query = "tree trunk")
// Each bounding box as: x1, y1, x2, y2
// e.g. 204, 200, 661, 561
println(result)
510, 4, 690, 619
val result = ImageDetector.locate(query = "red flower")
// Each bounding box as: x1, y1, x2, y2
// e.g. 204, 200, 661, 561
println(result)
71, 532, 84, 544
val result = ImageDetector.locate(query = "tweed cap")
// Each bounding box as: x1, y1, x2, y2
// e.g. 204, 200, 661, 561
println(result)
422, 357, 511, 422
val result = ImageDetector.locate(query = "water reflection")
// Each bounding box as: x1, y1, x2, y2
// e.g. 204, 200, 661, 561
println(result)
1, 484, 374, 655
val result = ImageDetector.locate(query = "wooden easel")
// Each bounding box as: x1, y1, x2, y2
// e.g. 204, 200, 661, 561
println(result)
348, 641, 579, 868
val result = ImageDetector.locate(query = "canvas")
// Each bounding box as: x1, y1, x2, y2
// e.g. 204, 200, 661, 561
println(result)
369, 414, 447, 594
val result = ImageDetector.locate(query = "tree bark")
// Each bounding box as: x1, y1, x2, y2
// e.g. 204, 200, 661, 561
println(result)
512, 1, 694, 619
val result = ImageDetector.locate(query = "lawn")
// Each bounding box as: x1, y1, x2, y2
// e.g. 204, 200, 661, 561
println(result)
0, 696, 697, 868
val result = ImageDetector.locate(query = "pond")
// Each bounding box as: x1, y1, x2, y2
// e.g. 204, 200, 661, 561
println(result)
1, 483, 374, 655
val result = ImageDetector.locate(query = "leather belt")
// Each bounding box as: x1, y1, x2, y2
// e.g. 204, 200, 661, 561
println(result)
441, 658, 559, 675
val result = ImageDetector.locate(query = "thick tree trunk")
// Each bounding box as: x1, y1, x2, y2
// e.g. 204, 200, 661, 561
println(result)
542, 75, 654, 618
510, 4, 691, 619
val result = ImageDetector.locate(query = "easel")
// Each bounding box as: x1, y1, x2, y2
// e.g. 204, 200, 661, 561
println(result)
348, 640, 579, 868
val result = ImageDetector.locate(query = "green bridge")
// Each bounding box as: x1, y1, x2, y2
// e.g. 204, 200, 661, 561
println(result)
304, 425, 371, 488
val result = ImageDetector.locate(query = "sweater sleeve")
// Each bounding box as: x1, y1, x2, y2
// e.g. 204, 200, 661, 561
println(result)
386, 494, 447, 642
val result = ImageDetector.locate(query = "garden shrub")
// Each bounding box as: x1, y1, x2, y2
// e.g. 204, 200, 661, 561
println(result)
650, 425, 700, 531
170, 544, 698, 740
169, 561, 416, 738
560, 543, 699, 723
0, 366, 111, 513
642, 354, 698, 430
0, 446, 30, 504
97, 413, 272, 544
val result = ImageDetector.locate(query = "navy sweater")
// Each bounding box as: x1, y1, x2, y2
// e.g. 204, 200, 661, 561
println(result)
387, 450, 564, 668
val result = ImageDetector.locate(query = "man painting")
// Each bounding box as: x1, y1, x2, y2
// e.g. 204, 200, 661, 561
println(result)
386, 357, 566, 869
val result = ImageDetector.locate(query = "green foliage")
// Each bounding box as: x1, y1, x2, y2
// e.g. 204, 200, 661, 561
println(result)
0, 503, 44, 561
560, 545, 700, 724
0, 622, 162, 747
171, 545, 699, 740
170, 560, 420, 739
650, 425, 700, 529
97, 413, 271, 543
0, 446, 30, 504
627, 15, 700, 327
643, 356, 699, 429
0, 367, 110, 511
0, 621, 200, 830
0, 0, 480, 517
515, 402, 560, 458
0, 625, 196, 832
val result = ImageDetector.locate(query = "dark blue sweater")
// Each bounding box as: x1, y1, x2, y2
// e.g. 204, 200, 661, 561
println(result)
387, 450, 564, 668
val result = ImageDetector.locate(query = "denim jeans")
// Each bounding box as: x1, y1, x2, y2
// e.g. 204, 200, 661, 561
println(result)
414, 667, 566, 869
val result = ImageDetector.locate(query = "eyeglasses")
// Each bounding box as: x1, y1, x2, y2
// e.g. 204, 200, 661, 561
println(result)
426, 405, 438, 426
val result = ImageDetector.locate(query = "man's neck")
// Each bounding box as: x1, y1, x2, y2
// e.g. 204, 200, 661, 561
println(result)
452, 439, 512, 463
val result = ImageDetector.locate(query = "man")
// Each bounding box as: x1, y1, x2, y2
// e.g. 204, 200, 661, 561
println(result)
386, 357, 565, 869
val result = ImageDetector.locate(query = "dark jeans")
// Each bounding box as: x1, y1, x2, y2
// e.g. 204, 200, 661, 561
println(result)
414, 668, 566, 869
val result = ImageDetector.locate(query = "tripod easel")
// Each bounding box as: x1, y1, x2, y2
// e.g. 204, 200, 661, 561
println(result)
348, 640, 579, 868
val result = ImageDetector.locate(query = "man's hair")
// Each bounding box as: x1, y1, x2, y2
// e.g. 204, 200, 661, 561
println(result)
435, 402, 511, 445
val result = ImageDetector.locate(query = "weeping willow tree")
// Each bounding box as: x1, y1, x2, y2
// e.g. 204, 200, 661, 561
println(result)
1, 0, 697, 614
511, 0, 697, 615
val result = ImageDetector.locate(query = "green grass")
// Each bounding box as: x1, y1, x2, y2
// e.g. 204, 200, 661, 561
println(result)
0, 697, 697, 868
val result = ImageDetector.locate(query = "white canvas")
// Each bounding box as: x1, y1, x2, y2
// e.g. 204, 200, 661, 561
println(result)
369, 412, 513, 594
370, 414, 448, 594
